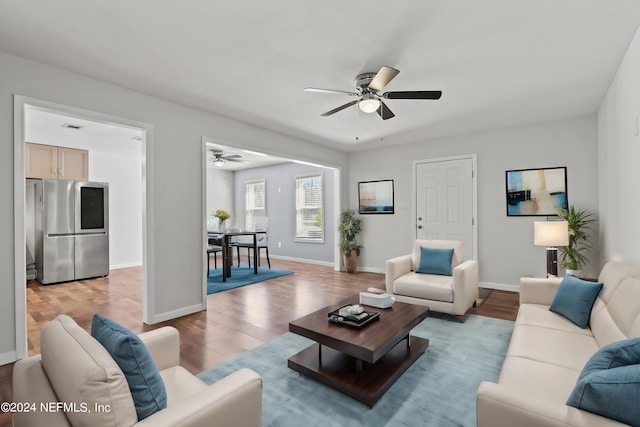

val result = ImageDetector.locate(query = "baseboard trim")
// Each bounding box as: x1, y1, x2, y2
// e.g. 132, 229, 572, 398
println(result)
480, 282, 520, 292
110, 262, 143, 270
355, 266, 384, 274
145, 303, 204, 325
0, 350, 17, 366
269, 254, 334, 267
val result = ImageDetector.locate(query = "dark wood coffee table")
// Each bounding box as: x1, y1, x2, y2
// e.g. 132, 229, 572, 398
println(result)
288, 295, 430, 406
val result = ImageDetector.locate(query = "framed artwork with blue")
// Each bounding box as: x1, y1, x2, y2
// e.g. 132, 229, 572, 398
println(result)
506, 167, 568, 216
358, 180, 394, 214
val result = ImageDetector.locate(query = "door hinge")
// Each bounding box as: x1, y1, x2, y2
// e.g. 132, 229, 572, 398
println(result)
472, 218, 475, 226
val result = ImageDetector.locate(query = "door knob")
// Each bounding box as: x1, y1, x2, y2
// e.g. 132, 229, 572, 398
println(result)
417, 225, 423, 229
418, 217, 423, 221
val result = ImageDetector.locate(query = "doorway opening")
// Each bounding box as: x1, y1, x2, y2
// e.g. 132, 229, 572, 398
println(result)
200, 137, 342, 299
13, 96, 152, 360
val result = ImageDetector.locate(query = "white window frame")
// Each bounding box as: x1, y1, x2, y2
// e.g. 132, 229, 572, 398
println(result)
245, 179, 266, 230
295, 173, 324, 243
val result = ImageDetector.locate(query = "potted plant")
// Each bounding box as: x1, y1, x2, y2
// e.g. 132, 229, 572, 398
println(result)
555, 205, 596, 277
213, 209, 231, 231
339, 208, 362, 274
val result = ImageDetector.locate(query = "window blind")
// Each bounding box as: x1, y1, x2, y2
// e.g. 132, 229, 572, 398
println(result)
295, 174, 323, 241
245, 180, 265, 229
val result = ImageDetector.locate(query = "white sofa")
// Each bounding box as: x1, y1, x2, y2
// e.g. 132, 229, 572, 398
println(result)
477, 261, 640, 427
12, 315, 263, 427
385, 239, 479, 322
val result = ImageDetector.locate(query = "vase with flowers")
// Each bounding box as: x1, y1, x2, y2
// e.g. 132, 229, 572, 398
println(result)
214, 209, 230, 231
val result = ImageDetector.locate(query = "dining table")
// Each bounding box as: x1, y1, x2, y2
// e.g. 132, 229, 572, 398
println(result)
208, 230, 260, 282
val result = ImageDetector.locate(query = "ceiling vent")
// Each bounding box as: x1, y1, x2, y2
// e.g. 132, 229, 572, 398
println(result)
61, 123, 83, 130
131, 135, 142, 141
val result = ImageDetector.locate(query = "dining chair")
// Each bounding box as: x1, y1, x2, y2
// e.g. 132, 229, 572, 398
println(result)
207, 244, 222, 276
233, 218, 270, 269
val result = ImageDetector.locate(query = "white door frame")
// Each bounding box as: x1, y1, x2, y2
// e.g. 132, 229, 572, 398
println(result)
412, 154, 478, 260
13, 95, 154, 361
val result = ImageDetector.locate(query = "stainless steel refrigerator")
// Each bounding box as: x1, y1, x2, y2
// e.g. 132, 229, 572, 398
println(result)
30, 179, 109, 284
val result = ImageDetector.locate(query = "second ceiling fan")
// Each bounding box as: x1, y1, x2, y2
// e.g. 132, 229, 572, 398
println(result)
304, 66, 442, 120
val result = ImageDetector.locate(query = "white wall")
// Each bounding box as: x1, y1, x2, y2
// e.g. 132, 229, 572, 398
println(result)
348, 115, 599, 288
90, 148, 142, 268
25, 122, 143, 269
597, 26, 640, 270
206, 167, 234, 230
0, 51, 348, 363
234, 163, 336, 263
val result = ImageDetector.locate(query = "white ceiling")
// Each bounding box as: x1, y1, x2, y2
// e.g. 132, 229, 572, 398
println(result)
25, 108, 142, 154
3, 1, 640, 152
25, 107, 288, 170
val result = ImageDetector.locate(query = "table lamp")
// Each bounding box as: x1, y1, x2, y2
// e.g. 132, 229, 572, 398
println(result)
534, 221, 569, 277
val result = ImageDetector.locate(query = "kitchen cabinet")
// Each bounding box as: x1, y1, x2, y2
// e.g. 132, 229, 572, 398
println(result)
25, 142, 89, 180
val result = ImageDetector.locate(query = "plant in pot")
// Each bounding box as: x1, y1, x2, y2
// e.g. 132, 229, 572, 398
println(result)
339, 208, 362, 274
555, 205, 596, 277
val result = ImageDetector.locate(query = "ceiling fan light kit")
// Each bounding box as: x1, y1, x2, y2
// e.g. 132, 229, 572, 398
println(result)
358, 93, 381, 113
208, 149, 246, 167
305, 66, 442, 120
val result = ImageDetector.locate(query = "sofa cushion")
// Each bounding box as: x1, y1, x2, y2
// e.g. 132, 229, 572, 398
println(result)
498, 356, 581, 403
549, 275, 603, 328
515, 304, 593, 336
393, 272, 454, 302
91, 314, 167, 421
567, 337, 640, 423
416, 246, 454, 276
506, 324, 599, 371
40, 314, 137, 427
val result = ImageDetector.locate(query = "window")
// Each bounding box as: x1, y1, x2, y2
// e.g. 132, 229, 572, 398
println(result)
295, 174, 323, 242
245, 180, 265, 229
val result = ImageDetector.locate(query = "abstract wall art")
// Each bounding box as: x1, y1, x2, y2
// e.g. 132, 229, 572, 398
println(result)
505, 167, 568, 216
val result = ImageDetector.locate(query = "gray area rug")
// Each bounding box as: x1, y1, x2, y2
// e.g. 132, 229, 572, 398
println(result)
197, 314, 514, 427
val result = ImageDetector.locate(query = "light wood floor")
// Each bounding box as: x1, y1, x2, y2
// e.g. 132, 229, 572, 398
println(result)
0, 258, 519, 427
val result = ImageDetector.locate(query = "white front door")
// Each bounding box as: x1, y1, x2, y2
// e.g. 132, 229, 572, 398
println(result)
415, 157, 475, 260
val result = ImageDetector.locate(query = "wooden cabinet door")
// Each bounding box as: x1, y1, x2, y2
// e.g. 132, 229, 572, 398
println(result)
58, 147, 89, 181
25, 142, 58, 179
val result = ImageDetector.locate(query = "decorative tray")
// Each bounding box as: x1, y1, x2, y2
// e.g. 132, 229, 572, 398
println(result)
328, 304, 380, 328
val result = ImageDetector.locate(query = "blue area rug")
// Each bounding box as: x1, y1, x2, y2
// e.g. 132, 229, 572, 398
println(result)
197, 314, 513, 426
207, 266, 294, 294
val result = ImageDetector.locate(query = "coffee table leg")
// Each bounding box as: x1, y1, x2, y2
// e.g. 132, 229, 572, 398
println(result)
355, 359, 363, 372
318, 344, 322, 365
406, 334, 411, 349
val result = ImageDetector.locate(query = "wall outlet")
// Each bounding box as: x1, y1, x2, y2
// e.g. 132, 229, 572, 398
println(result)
277, 242, 282, 248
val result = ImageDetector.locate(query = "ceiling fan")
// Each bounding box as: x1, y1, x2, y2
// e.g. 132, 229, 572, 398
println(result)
207, 149, 245, 167
305, 66, 442, 120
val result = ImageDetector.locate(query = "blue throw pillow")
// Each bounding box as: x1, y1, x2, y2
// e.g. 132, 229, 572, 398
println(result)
549, 275, 603, 328
416, 246, 454, 276
91, 314, 167, 420
567, 338, 640, 426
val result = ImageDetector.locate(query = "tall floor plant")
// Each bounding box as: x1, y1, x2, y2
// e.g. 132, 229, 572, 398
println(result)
555, 205, 596, 274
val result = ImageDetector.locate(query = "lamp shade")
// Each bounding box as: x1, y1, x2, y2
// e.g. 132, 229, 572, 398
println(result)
534, 221, 569, 246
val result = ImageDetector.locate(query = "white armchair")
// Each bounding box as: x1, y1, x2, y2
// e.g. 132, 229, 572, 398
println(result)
385, 239, 479, 322
12, 315, 262, 427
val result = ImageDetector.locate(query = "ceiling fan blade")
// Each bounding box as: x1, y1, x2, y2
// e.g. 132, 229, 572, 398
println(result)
368, 66, 400, 92
225, 157, 246, 162
304, 87, 358, 96
377, 101, 395, 120
321, 100, 358, 116
383, 90, 442, 100
222, 154, 242, 160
